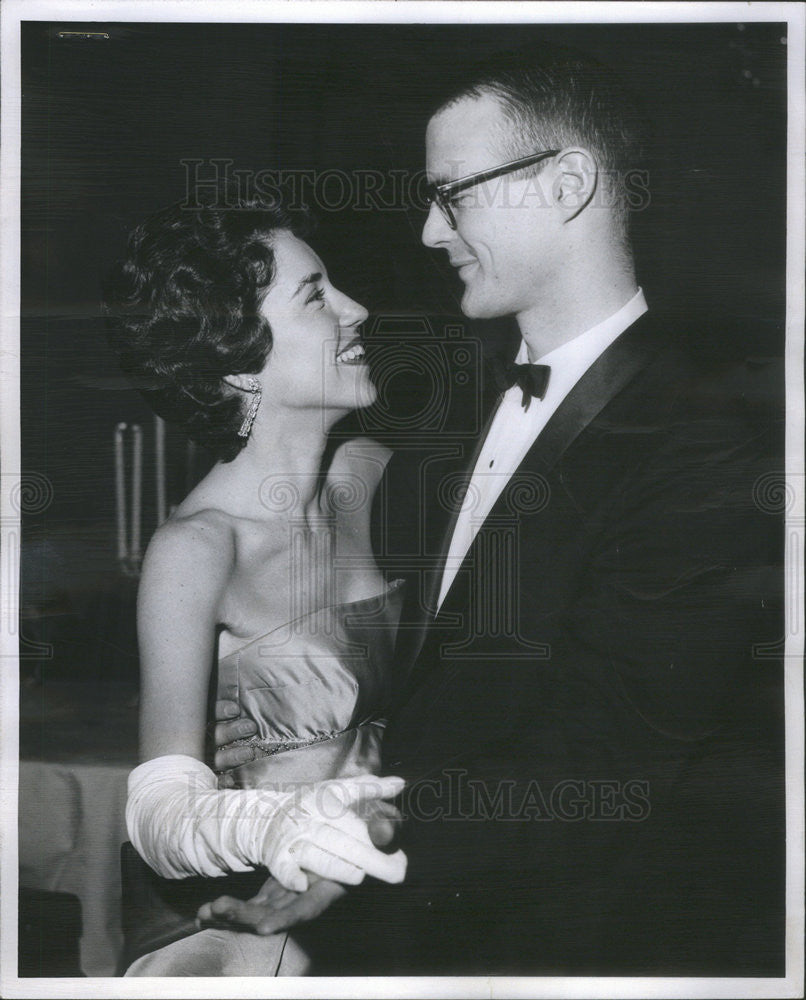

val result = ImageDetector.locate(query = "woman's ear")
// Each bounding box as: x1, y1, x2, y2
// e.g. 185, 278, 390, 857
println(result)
553, 147, 598, 221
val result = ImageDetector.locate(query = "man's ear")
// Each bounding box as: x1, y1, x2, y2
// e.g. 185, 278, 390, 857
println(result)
553, 148, 598, 220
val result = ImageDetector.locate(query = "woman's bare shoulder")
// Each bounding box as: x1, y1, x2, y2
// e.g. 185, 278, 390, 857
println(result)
139, 508, 236, 598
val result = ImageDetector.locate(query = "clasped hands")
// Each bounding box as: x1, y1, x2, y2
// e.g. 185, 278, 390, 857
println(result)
197, 701, 404, 936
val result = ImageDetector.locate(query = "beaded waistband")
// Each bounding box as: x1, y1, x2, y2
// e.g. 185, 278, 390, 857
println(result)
218, 730, 339, 766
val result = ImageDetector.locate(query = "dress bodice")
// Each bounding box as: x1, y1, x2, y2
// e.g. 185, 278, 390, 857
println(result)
216, 580, 404, 788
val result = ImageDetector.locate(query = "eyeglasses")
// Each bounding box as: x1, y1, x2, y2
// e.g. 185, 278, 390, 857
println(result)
425, 149, 560, 230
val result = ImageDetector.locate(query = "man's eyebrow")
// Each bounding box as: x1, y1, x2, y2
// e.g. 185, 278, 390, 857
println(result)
292, 272, 323, 298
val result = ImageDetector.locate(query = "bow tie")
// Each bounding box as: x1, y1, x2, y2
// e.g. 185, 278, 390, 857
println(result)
490, 357, 551, 411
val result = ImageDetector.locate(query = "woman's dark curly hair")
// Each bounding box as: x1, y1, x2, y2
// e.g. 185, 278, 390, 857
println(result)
103, 194, 309, 462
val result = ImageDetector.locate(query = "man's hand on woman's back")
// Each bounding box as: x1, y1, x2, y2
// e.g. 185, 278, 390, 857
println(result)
212, 699, 259, 780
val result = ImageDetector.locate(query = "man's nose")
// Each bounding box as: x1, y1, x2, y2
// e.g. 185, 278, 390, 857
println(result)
421, 202, 454, 248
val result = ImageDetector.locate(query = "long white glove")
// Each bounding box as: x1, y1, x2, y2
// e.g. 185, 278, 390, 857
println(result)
126, 754, 407, 892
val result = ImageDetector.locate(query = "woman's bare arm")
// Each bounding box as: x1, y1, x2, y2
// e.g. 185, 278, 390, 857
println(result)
136, 512, 233, 763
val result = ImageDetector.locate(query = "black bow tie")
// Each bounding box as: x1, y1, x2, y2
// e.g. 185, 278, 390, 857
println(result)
490, 357, 551, 411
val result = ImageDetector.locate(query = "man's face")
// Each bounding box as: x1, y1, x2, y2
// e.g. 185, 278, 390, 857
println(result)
422, 93, 560, 322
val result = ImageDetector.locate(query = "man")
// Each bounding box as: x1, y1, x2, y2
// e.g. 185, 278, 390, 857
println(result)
212, 43, 783, 974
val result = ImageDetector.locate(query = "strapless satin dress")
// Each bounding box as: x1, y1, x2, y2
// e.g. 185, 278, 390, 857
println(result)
125, 580, 404, 977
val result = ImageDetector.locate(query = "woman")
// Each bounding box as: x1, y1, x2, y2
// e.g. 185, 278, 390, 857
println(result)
104, 195, 407, 975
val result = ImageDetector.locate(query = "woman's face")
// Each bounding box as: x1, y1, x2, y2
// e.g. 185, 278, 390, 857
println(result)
257, 232, 374, 413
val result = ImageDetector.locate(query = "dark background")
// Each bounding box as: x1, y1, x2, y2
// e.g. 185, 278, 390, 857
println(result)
20, 20, 788, 697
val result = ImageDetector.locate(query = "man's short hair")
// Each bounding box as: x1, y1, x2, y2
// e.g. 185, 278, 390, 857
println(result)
434, 43, 649, 242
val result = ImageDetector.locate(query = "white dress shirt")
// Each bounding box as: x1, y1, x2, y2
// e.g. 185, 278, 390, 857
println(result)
437, 289, 648, 609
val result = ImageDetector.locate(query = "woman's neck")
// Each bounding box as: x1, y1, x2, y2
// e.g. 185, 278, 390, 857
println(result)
210, 409, 338, 523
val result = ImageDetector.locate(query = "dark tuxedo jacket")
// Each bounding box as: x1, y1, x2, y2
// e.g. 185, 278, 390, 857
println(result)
299, 312, 785, 976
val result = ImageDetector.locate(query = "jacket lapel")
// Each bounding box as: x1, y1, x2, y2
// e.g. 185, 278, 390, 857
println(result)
526, 311, 660, 473
422, 384, 504, 618
394, 361, 504, 676
434, 312, 662, 622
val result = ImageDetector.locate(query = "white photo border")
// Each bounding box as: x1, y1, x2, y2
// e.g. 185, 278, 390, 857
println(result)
1, 2, 803, 998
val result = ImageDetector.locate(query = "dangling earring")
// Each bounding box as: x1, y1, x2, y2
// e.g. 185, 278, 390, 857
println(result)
237, 377, 262, 438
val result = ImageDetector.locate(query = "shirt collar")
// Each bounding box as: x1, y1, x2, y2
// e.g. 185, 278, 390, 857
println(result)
515, 288, 648, 368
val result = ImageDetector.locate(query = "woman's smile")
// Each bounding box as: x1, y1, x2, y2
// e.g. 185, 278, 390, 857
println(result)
335, 336, 366, 365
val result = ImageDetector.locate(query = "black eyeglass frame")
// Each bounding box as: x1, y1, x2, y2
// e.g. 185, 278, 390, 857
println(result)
425, 149, 560, 230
